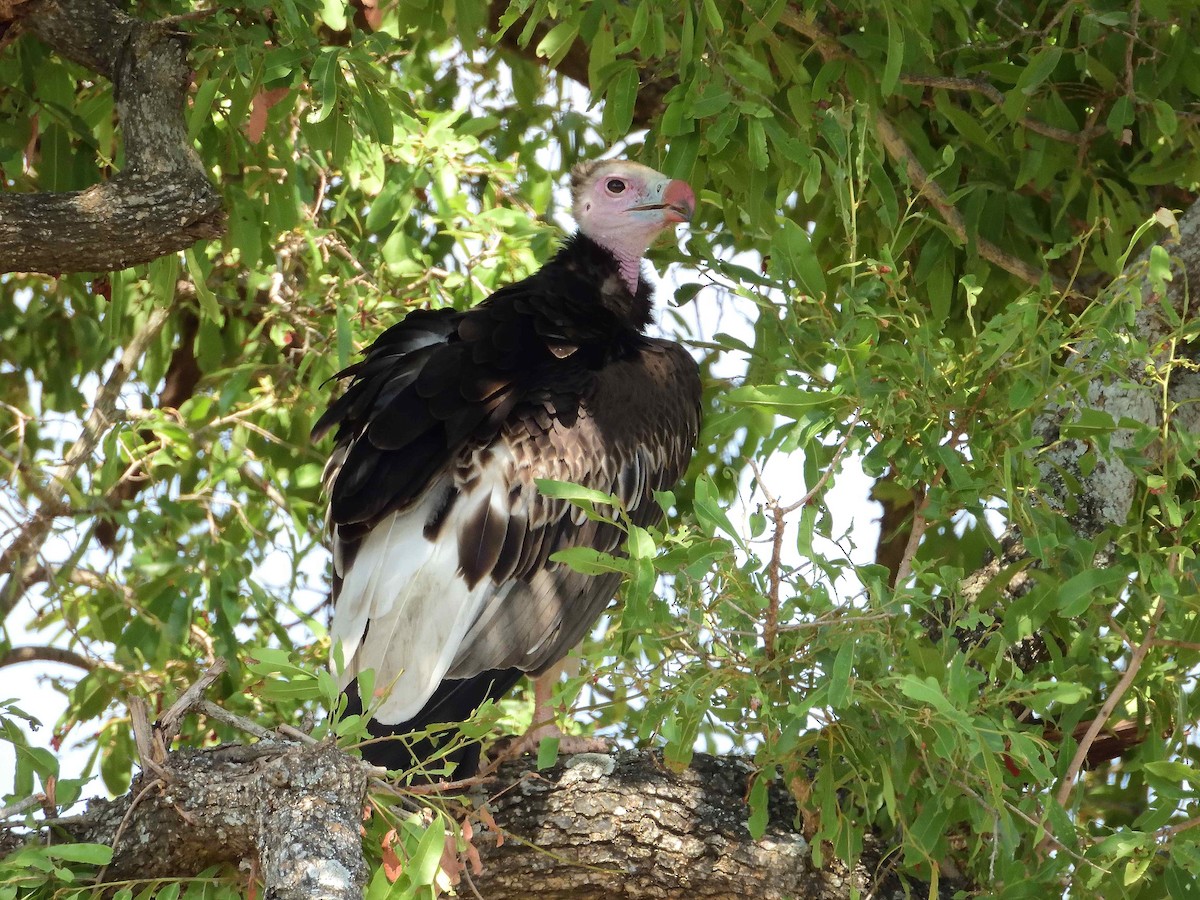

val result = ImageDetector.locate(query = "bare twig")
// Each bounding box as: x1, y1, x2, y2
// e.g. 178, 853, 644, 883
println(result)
892, 467, 945, 587
0, 793, 47, 821
1054, 597, 1167, 811
130, 697, 170, 780
1159, 814, 1200, 839
0, 304, 172, 616
156, 658, 230, 743
751, 415, 860, 657
95, 778, 167, 885
197, 699, 279, 742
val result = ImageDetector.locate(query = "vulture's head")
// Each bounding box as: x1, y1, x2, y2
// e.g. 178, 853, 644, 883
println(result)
570, 159, 695, 275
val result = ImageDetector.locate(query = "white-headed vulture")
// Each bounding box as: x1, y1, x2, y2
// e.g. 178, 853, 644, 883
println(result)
312, 159, 701, 777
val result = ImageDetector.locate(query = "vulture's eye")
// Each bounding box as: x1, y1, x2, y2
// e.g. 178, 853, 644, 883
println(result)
606, 178, 626, 194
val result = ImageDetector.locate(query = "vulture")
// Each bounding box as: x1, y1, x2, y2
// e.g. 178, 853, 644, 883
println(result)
312, 158, 701, 778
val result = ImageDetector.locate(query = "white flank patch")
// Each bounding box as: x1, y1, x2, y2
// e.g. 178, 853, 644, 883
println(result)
329, 452, 516, 725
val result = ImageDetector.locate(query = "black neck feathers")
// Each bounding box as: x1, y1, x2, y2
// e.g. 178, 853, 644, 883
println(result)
547, 232, 656, 332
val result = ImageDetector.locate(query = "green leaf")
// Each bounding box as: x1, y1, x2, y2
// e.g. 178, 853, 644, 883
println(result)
881, 14, 904, 97
1017, 47, 1062, 95
693, 473, 746, 551
773, 219, 826, 296
335, 301, 352, 372
1142, 761, 1195, 783
308, 48, 342, 124
550, 546, 628, 576
747, 118, 768, 170
897, 675, 953, 714
536, 21, 579, 68
535, 478, 618, 506
627, 525, 655, 559
747, 774, 769, 840
1055, 567, 1129, 617
184, 249, 221, 324
826, 640, 855, 708
725, 384, 832, 417
42, 844, 113, 865
537, 736, 560, 770
613, 3, 648, 54
409, 819, 446, 887
602, 64, 638, 137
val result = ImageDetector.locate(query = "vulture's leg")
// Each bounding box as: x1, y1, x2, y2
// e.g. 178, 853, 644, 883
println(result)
494, 653, 611, 761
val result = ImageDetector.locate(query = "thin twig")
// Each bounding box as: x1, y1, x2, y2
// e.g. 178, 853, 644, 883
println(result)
899, 74, 1106, 146
95, 778, 166, 885
1159, 814, 1200, 839
752, 414, 860, 657
1054, 597, 1167, 810
197, 700, 279, 742
156, 658, 229, 742
892, 466, 946, 587
405, 773, 499, 796
0, 305, 172, 616
0, 793, 47, 821
953, 779, 1099, 870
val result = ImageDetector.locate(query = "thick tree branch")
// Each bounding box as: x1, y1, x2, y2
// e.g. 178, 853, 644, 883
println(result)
29, 745, 949, 900
55, 742, 368, 898
469, 751, 944, 899
1, 0, 224, 274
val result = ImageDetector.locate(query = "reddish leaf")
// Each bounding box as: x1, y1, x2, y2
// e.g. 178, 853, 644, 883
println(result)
381, 828, 403, 882
244, 87, 290, 144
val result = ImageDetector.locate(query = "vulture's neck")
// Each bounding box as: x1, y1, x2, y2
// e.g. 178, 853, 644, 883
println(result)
556, 232, 655, 332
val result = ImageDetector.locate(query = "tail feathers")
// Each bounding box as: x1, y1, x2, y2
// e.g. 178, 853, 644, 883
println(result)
344, 668, 524, 781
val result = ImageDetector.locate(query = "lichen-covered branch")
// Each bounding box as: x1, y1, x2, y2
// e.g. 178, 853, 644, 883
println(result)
57, 742, 368, 899
470, 751, 942, 900
36, 746, 947, 900
1032, 200, 1200, 534
0, 0, 224, 274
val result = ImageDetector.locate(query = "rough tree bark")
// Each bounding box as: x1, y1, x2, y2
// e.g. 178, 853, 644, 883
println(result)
0, 0, 224, 274
58, 741, 368, 900
46, 738, 947, 900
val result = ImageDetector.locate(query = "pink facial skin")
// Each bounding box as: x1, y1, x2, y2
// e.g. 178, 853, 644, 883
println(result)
573, 161, 696, 292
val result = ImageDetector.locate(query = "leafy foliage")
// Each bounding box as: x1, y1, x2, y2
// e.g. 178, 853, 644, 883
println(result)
3, 0, 1200, 897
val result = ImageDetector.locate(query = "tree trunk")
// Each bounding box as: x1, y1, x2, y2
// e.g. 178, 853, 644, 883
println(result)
1, 0, 223, 274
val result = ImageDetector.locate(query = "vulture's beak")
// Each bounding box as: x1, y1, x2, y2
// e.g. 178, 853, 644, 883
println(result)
631, 178, 696, 224
662, 179, 696, 223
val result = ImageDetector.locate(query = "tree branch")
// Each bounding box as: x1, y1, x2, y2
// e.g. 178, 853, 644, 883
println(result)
28, 745, 949, 900
778, 9, 1064, 292
0, 304, 171, 616
899, 74, 1107, 146
464, 750, 957, 898
54, 742, 368, 898
1054, 596, 1167, 810
1, 0, 224, 274
0, 645, 97, 670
